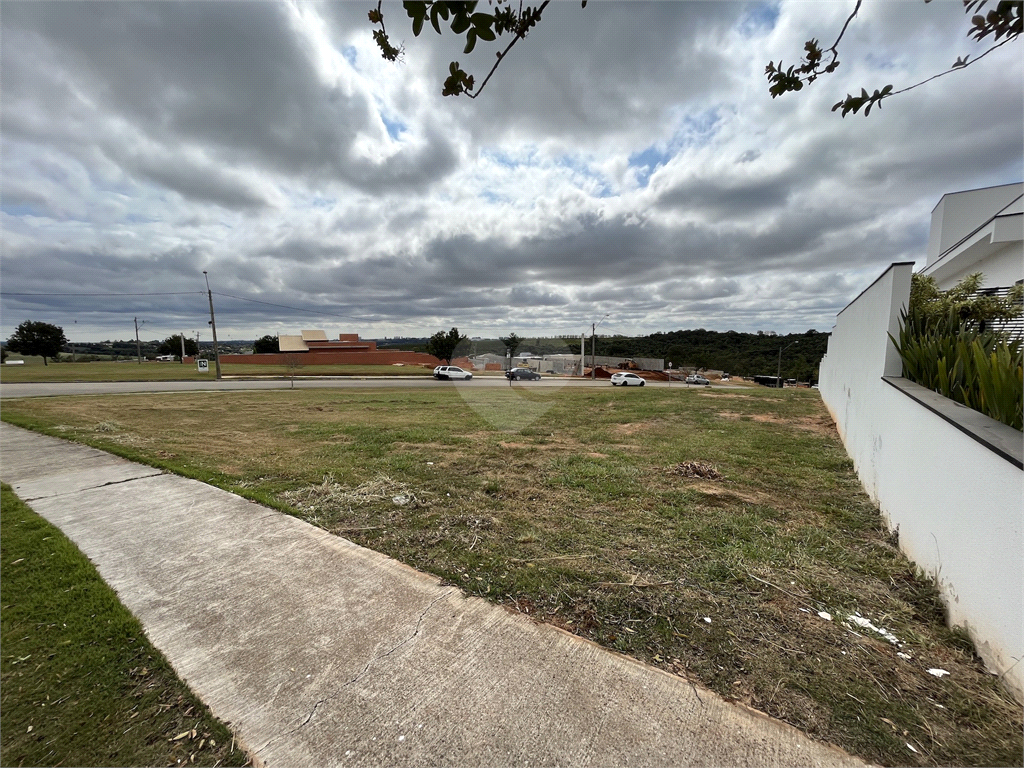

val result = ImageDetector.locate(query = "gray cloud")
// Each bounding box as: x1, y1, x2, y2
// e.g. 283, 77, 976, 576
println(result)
1, 1, 459, 205
1, 0, 1021, 343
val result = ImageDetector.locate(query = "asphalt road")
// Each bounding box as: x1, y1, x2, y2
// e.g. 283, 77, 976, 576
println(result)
0, 376, 714, 398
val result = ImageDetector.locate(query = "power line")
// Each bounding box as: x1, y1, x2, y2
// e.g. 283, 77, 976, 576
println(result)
3, 287, 378, 324
1, 291, 204, 297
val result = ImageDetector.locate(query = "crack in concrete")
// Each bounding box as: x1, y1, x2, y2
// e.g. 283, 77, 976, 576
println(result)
17, 470, 164, 501
253, 590, 454, 758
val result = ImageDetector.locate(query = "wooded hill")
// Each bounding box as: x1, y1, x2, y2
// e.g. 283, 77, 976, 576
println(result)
382, 328, 829, 383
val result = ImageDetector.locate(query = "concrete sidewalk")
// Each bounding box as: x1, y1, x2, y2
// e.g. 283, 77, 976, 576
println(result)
0, 423, 865, 767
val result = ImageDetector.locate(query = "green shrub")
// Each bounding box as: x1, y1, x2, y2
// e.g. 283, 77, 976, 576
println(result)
893, 274, 1023, 431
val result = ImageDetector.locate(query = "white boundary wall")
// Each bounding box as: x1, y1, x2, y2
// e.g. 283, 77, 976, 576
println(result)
819, 262, 1023, 701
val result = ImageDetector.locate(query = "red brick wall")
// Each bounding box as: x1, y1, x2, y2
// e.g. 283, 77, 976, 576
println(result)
218, 351, 440, 367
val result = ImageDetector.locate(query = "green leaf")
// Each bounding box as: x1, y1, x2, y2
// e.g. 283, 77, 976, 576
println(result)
476, 24, 495, 41
464, 28, 477, 53
451, 12, 471, 33
412, 14, 424, 36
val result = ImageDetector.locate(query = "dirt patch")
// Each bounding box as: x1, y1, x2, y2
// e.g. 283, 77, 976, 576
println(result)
717, 411, 838, 437
688, 482, 768, 505
611, 419, 666, 436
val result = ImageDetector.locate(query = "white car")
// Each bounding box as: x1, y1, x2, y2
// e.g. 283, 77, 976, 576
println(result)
610, 372, 645, 387
686, 374, 710, 385
433, 365, 473, 381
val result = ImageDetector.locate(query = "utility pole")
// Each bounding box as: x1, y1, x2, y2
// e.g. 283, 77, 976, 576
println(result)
590, 314, 609, 380
591, 323, 596, 379
203, 271, 222, 380
580, 334, 585, 377
134, 317, 142, 364
180, 332, 186, 364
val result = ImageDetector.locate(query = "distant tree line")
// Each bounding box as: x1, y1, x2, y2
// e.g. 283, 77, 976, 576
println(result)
598, 328, 829, 382
381, 327, 829, 381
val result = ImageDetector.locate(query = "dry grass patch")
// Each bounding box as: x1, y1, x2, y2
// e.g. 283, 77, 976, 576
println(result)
3, 386, 1021, 767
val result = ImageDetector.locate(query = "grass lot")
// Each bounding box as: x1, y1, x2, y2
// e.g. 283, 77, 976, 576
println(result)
0, 484, 249, 767
2, 386, 1021, 767
0, 358, 433, 382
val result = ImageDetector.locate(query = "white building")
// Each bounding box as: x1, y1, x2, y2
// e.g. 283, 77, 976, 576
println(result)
921, 182, 1023, 290
817, 183, 1024, 702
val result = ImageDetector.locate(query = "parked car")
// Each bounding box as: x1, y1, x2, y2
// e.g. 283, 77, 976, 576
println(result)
685, 374, 711, 385
721, 373, 730, 381
610, 372, 645, 387
433, 365, 473, 380
505, 367, 541, 381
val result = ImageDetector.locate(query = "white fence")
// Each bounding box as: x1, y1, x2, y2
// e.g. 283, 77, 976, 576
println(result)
819, 262, 1023, 701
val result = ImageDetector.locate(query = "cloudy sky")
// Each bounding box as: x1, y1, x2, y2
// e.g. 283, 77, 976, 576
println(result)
2, 1, 1021, 343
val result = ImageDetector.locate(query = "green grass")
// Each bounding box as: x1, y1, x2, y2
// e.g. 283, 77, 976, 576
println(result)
0, 484, 248, 767
2, 386, 1021, 767
0, 359, 435, 382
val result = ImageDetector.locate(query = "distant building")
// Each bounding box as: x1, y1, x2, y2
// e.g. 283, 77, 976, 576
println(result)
278, 330, 377, 353
217, 330, 437, 368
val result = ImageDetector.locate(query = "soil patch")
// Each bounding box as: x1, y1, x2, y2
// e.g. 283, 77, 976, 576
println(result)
718, 411, 838, 437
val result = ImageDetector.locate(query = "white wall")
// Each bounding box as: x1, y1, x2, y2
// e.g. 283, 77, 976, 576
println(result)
820, 262, 1023, 702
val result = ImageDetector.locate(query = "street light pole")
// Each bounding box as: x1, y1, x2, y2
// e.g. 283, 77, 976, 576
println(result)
203, 271, 222, 380
777, 341, 799, 388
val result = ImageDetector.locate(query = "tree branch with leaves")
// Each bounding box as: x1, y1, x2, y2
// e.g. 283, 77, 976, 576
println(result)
371, 0, 580, 98
374, 0, 1020, 116
766, 0, 1022, 116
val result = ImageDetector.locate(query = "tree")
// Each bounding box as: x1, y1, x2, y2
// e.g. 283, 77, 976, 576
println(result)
253, 335, 280, 354
498, 332, 523, 368
427, 327, 468, 364
157, 334, 199, 358
1, 346, 7, 363
6, 321, 68, 366
374, 0, 1021, 113
766, 0, 1022, 116
283, 353, 305, 388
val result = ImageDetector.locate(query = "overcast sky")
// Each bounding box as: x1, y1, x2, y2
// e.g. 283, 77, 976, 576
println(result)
2, 1, 1021, 343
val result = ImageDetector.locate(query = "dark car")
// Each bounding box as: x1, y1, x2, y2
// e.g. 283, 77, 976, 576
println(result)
505, 367, 541, 381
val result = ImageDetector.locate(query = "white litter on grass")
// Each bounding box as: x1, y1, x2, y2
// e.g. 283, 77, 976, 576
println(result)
927, 668, 950, 678
845, 613, 901, 645
799, 608, 810, 613
426, 462, 434, 465
703, 617, 712, 624
817, 611, 832, 621
897, 652, 912, 660
906, 743, 919, 754
392, 494, 410, 506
